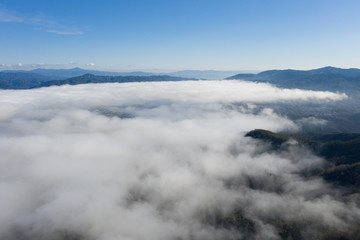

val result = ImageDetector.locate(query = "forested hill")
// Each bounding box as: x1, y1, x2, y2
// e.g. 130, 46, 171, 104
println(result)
226, 66, 360, 92
245, 129, 360, 189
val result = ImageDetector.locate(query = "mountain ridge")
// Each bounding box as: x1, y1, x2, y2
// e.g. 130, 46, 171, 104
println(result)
39, 74, 196, 88
3, 67, 155, 79
2, 66, 360, 91
226, 66, 360, 92
2, 67, 250, 80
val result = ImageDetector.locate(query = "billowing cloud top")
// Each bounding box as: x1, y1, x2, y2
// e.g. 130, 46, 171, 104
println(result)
0, 80, 347, 106
0, 81, 357, 240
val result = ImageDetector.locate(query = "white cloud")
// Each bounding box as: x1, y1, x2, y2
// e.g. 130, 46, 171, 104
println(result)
31, 63, 45, 68
0, 9, 23, 22
47, 29, 83, 35
0, 62, 48, 70
0, 82, 356, 240
0, 63, 24, 70
0, 80, 345, 108
0, 64, 13, 69
85, 62, 95, 67
0, 8, 83, 35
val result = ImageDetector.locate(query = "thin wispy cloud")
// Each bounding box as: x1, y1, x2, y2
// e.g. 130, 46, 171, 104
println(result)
0, 9, 23, 22
29, 13, 58, 28
0, 64, 13, 69
0, 63, 24, 70
47, 29, 83, 35
0, 7, 83, 35
0, 62, 79, 70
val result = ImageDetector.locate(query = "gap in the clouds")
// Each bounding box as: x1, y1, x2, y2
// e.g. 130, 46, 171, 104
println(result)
92, 107, 134, 119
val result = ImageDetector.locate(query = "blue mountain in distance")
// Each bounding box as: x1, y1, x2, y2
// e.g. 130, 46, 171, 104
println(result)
39, 74, 196, 87
308, 66, 360, 76
3, 68, 251, 80
168, 70, 251, 80
21, 67, 155, 79
228, 66, 360, 79
0, 68, 197, 89
31, 68, 254, 80
0, 72, 56, 89
0, 72, 196, 89
226, 66, 360, 92
225, 66, 360, 134
1, 66, 360, 91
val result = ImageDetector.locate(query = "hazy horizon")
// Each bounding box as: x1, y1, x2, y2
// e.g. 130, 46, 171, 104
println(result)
2, 65, 359, 74
0, 65, 261, 73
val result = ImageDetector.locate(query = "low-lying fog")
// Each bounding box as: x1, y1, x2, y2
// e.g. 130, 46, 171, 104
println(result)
0, 80, 357, 240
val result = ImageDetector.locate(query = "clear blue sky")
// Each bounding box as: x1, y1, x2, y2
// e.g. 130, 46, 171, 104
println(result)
1, 0, 360, 71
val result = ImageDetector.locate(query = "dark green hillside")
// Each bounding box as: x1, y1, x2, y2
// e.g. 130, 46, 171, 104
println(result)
245, 129, 290, 149
321, 162, 360, 188
245, 129, 360, 188
319, 139, 360, 165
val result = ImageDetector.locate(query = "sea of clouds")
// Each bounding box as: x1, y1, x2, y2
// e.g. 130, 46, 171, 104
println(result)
0, 80, 357, 240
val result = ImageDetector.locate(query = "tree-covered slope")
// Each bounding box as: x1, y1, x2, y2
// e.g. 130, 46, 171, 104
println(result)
246, 129, 360, 188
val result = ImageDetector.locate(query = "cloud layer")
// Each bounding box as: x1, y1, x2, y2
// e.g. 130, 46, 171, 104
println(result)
0, 81, 357, 240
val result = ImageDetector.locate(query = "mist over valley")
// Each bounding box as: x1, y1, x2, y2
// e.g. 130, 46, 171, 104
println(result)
0, 78, 359, 239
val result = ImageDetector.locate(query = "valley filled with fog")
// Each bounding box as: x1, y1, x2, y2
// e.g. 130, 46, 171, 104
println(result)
0, 80, 358, 240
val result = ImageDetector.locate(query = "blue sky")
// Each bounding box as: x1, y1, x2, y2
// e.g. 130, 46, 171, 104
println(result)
1, 0, 360, 71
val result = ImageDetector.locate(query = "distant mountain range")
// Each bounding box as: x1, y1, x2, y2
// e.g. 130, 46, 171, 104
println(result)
226, 66, 360, 92
40, 74, 196, 87
168, 70, 246, 80
2, 66, 360, 134
0, 72, 56, 89
1, 66, 360, 91
0, 67, 248, 89
3, 67, 155, 79
225, 67, 360, 133
2, 68, 247, 81
0, 72, 195, 89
